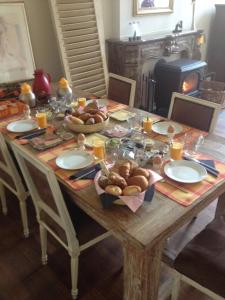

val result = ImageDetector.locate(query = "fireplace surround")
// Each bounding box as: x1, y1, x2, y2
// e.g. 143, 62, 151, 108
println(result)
106, 29, 204, 110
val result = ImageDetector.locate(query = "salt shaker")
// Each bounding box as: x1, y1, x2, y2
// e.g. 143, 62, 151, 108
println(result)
77, 133, 86, 150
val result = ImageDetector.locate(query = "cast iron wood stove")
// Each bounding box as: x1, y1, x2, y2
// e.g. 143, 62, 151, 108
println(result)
154, 58, 207, 116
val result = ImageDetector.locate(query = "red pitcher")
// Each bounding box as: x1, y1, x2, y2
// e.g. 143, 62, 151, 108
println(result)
32, 69, 51, 103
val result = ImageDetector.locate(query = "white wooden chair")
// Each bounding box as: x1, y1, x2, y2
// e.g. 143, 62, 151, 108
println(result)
108, 73, 136, 107
0, 133, 29, 237
168, 92, 221, 133
171, 215, 225, 300
11, 141, 111, 299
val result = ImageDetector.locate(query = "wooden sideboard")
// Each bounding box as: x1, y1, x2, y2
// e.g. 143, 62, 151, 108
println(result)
207, 5, 225, 82
106, 30, 204, 109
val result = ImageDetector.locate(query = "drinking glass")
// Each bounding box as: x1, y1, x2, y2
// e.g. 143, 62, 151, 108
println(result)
170, 137, 184, 160
105, 139, 120, 164
184, 133, 205, 157
93, 140, 105, 160
36, 112, 47, 128
143, 117, 152, 133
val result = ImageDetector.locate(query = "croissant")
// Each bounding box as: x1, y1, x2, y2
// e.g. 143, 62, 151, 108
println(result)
118, 162, 131, 179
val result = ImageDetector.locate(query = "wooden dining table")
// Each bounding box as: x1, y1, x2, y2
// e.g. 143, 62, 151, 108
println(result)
4, 100, 225, 300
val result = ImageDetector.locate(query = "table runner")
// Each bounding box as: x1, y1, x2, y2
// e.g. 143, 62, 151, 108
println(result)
155, 153, 225, 206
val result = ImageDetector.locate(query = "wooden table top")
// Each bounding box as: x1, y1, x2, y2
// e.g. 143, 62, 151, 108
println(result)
8, 103, 225, 251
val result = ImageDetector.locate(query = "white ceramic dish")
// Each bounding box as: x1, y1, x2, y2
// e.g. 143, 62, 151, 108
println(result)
110, 110, 136, 121
164, 160, 207, 183
85, 133, 109, 148
7, 119, 38, 133
56, 150, 94, 170
152, 121, 183, 135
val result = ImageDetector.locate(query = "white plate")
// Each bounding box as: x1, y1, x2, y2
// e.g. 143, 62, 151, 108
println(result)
110, 110, 136, 121
85, 133, 109, 148
152, 121, 183, 135
7, 119, 38, 133
164, 160, 207, 183
86, 99, 108, 107
56, 150, 94, 170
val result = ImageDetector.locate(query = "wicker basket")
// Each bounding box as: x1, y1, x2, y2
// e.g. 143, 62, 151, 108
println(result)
199, 80, 225, 108
65, 116, 109, 133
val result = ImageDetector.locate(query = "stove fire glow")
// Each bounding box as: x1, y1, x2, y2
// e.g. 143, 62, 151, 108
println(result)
182, 72, 199, 94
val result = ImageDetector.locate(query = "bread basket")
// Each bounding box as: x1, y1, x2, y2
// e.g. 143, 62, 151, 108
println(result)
65, 116, 109, 133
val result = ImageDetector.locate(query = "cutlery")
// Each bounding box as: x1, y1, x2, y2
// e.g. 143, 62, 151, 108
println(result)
183, 156, 219, 177
69, 163, 101, 180
152, 119, 164, 124
15, 128, 46, 140
160, 179, 189, 194
70, 169, 97, 181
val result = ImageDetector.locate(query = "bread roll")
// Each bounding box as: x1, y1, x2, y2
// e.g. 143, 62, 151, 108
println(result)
96, 111, 107, 120
93, 114, 104, 123
127, 175, 149, 191
118, 162, 131, 179
69, 116, 84, 125
105, 185, 122, 196
123, 185, 142, 196
132, 167, 150, 179
98, 176, 109, 189
79, 113, 91, 121
108, 172, 127, 189
86, 117, 95, 124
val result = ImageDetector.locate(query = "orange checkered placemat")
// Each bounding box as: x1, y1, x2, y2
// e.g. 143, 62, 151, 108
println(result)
147, 125, 207, 143
155, 154, 225, 206
37, 140, 95, 191
0, 114, 24, 139
107, 100, 128, 112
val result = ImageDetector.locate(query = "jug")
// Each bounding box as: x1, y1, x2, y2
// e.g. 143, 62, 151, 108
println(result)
32, 69, 51, 103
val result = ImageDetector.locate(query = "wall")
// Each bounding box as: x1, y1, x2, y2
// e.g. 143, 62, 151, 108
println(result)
101, 0, 221, 61
0, 0, 63, 82
1, 0, 223, 82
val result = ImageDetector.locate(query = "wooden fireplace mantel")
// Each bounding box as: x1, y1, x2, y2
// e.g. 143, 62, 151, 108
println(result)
106, 29, 204, 109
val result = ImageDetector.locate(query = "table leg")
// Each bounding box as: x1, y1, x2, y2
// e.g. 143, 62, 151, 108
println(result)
215, 192, 225, 218
123, 241, 164, 300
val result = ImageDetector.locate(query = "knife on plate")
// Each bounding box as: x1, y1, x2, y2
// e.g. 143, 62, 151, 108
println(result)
15, 128, 46, 140
183, 156, 219, 177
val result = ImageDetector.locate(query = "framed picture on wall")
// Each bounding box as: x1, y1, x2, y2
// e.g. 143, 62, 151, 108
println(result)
134, 0, 174, 15
0, 3, 35, 84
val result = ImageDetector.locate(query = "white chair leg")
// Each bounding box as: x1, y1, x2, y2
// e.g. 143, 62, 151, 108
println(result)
0, 183, 7, 215
70, 255, 79, 299
171, 271, 181, 300
18, 197, 29, 238
40, 224, 48, 265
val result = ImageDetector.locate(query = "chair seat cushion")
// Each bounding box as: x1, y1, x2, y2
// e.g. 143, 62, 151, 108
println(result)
174, 215, 225, 298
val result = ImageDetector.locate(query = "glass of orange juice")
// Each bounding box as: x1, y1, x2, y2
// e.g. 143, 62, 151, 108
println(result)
170, 139, 184, 160
78, 97, 86, 107
143, 117, 152, 133
93, 140, 105, 160
36, 112, 47, 128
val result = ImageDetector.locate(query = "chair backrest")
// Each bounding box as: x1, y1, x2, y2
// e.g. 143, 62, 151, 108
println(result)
168, 92, 220, 133
11, 141, 78, 251
107, 73, 136, 107
0, 133, 26, 196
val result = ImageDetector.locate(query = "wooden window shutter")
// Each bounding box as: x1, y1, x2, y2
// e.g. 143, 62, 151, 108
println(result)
49, 0, 107, 97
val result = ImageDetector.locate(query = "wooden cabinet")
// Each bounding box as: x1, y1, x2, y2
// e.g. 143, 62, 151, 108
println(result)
207, 5, 225, 81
